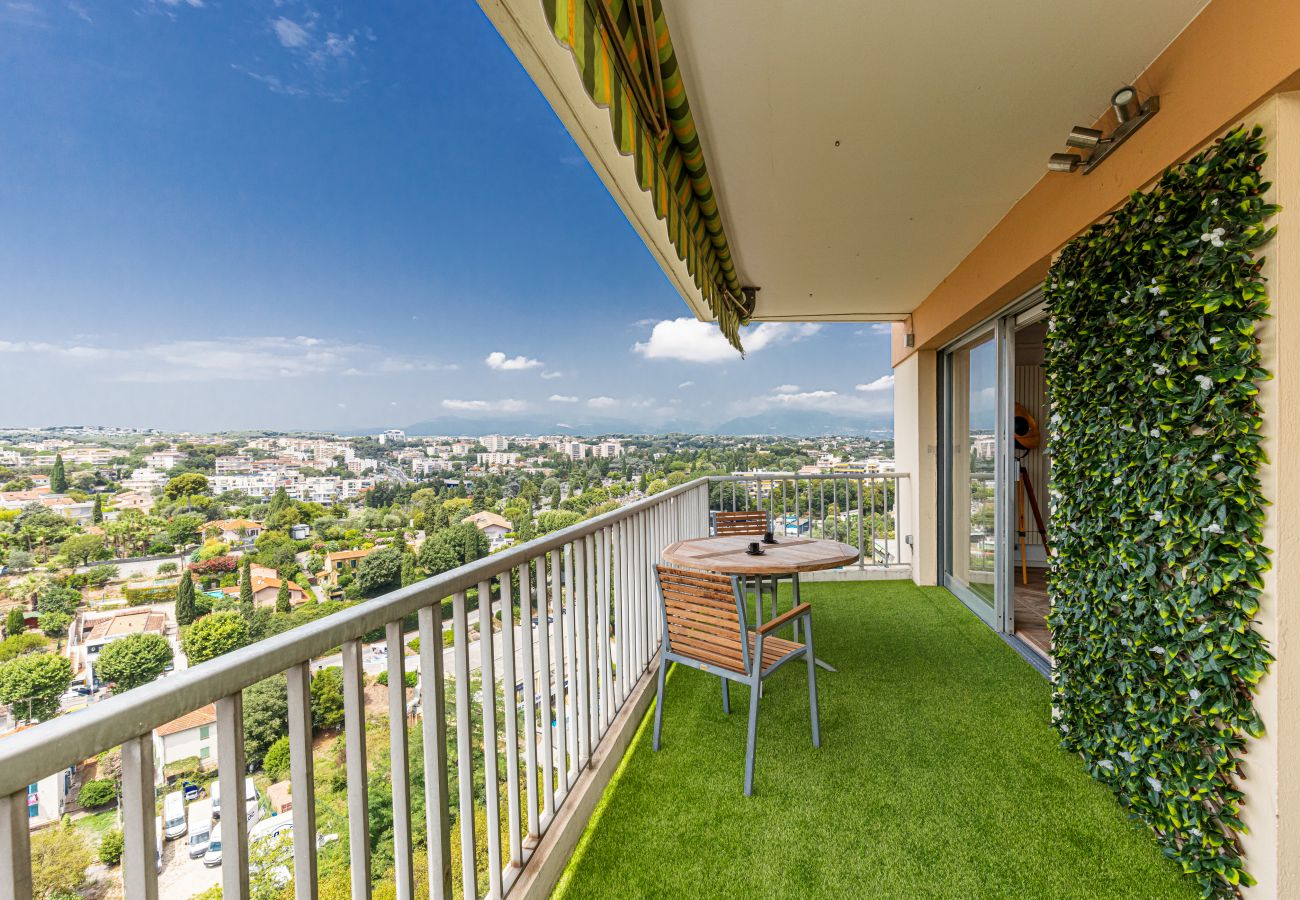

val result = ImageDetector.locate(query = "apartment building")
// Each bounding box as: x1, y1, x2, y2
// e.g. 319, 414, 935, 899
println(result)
482, 434, 511, 452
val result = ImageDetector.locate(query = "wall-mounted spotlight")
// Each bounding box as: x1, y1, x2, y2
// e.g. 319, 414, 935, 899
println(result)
1048, 85, 1159, 174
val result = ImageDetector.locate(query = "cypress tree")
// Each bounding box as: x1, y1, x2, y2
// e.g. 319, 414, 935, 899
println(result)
240, 556, 254, 618
50, 454, 68, 494
5, 606, 25, 637
176, 569, 196, 626
275, 576, 291, 613
92, 494, 103, 524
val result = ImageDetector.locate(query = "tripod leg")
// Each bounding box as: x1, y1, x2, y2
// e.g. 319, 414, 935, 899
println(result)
1017, 472, 1028, 585
1021, 468, 1049, 546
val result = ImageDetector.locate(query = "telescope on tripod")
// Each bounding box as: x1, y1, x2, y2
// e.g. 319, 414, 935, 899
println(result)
1013, 402, 1049, 584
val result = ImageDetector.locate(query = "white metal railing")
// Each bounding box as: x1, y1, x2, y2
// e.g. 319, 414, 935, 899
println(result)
0, 472, 906, 899
711, 472, 910, 569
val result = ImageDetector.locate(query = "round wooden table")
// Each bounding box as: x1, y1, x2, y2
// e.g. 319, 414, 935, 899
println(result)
660, 535, 858, 671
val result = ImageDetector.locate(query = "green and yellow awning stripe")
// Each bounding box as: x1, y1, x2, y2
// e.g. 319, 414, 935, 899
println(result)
544, 0, 747, 351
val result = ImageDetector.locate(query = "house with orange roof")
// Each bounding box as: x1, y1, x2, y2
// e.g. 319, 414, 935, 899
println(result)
223, 573, 310, 609
323, 547, 376, 586
153, 704, 218, 774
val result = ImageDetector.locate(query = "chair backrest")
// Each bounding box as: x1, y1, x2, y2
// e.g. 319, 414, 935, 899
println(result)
655, 565, 748, 675
710, 510, 769, 537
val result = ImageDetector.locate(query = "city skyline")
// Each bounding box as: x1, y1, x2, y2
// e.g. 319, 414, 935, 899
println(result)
0, 1, 895, 433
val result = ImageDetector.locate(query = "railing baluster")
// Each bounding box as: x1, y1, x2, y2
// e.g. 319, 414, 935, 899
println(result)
587, 533, 601, 742
386, 621, 415, 900
535, 557, 556, 818
0, 791, 32, 900
216, 693, 250, 900
519, 562, 540, 843
857, 477, 866, 568
286, 662, 318, 900
478, 580, 503, 897
499, 569, 523, 868
418, 602, 453, 899
121, 734, 159, 900
451, 591, 476, 900
550, 548, 570, 793
341, 639, 371, 898
612, 520, 626, 707
599, 527, 612, 735
573, 538, 591, 769
563, 545, 579, 784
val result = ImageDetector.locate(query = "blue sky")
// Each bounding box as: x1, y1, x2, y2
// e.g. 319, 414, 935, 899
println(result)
0, 0, 894, 433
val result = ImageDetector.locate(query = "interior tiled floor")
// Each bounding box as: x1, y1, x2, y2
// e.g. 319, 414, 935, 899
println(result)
1014, 567, 1051, 659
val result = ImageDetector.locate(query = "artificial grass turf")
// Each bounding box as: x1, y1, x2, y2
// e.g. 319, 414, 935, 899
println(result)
553, 581, 1198, 900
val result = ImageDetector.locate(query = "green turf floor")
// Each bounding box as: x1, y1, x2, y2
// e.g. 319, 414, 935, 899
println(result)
554, 580, 1197, 900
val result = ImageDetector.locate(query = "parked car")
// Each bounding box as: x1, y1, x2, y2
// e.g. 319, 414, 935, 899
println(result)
204, 824, 222, 868
186, 809, 211, 859
180, 780, 204, 802
212, 777, 260, 825
162, 790, 186, 840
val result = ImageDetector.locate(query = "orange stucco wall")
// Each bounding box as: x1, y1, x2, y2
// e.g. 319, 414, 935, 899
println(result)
893, 0, 1300, 364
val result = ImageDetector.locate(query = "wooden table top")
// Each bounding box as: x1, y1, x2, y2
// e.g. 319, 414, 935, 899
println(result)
660, 534, 859, 576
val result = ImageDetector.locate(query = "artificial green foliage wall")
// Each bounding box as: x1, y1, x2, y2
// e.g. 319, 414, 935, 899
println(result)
1043, 125, 1276, 898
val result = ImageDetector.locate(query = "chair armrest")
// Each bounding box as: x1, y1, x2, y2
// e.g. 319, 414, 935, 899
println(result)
757, 603, 812, 635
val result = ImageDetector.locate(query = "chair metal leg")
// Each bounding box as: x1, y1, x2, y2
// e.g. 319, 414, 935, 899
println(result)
653, 652, 668, 751
768, 576, 777, 620
743, 675, 761, 796
805, 618, 821, 748
721, 678, 730, 714
791, 574, 801, 641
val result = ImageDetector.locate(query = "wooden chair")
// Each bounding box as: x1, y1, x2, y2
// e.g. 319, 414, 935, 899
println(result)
709, 510, 797, 635
653, 564, 821, 796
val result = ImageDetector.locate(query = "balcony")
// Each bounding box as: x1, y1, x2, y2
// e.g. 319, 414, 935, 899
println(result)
0, 472, 1186, 899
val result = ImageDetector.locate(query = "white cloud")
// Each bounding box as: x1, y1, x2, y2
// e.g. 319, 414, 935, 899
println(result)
272, 16, 310, 48
632, 318, 821, 363
541, 370, 563, 380
587, 396, 618, 410
677, 381, 694, 388
855, 375, 895, 392
747, 385, 892, 417
0, 335, 453, 383
441, 398, 527, 413
854, 323, 894, 336
485, 351, 543, 371
773, 384, 800, 394
548, 394, 579, 403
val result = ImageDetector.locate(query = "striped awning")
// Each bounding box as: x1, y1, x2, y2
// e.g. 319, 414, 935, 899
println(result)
544, 0, 748, 351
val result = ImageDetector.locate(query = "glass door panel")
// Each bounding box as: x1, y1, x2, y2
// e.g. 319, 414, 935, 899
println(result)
945, 330, 998, 618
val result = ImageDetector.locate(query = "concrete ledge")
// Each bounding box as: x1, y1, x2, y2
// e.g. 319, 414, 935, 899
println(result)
509, 663, 660, 899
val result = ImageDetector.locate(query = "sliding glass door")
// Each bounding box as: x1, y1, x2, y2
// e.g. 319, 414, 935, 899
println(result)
942, 327, 1000, 625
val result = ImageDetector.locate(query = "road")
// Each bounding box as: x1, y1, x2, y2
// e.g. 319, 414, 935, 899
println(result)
74, 553, 188, 580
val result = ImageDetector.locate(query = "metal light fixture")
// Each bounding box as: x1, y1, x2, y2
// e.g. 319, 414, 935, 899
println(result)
1048, 153, 1084, 173
1111, 85, 1141, 123
1048, 85, 1159, 175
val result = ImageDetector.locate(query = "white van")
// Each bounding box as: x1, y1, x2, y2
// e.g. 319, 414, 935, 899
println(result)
249, 814, 294, 887
204, 823, 222, 868
162, 790, 186, 840
155, 816, 163, 873
212, 778, 261, 825
186, 808, 211, 859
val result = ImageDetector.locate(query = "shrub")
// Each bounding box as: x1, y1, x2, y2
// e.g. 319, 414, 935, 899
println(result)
375, 670, 418, 688
98, 828, 124, 866
77, 779, 116, 808
262, 735, 291, 781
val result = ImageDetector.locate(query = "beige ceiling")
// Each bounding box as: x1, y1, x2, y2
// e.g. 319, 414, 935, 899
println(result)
659, 0, 1210, 321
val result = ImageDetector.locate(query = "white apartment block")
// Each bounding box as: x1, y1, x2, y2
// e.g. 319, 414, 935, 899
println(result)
378, 429, 407, 444
482, 434, 511, 452
557, 441, 590, 460
215, 455, 254, 474
58, 446, 118, 465
346, 458, 379, 474
144, 450, 186, 470
592, 440, 624, 458
476, 452, 520, 467
122, 468, 169, 492
0, 450, 21, 467
411, 458, 454, 476
450, 442, 474, 456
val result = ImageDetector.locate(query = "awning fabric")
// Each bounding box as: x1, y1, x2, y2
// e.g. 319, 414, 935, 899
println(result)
544, 0, 747, 351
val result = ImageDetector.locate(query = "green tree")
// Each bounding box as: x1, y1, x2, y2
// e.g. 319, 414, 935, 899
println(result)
275, 576, 291, 613
60, 533, 106, 566
0, 652, 72, 721
310, 666, 345, 732
163, 472, 209, 501
92, 493, 104, 524
36, 585, 80, 618
95, 632, 173, 692
262, 734, 291, 781
0, 632, 47, 663
354, 545, 403, 597
175, 569, 197, 626
182, 611, 249, 665
239, 556, 255, 619
165, 512, 205, 549
38, 611, 72, 639
98, 828, 124, 866
268, 486, 292, 516
30, 819, 91, 898
49, 454, 67, 494
417, 522, 489, 576
4, 606, 24, 638
242, 674, 288, 768
536, 509, 583, 535
6, 549, 34, 572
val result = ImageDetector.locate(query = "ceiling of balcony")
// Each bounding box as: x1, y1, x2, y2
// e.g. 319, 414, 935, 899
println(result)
659, 0, 1210, 321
